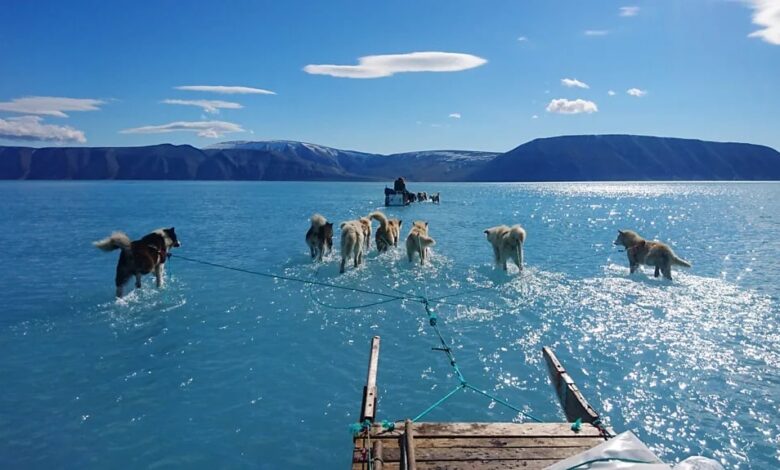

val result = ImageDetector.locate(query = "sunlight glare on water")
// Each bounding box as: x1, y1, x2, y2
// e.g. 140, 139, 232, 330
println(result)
0, 181, 778, 468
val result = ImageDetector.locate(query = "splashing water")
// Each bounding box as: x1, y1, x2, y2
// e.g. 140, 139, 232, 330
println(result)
0, 181, 778, 468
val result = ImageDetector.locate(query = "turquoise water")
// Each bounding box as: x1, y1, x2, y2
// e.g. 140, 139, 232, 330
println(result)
1, 181, 778, 468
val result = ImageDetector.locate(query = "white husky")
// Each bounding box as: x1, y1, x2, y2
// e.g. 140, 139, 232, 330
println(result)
484, 225, 526, 272
340, 219, 367, 273
406, 221, 436, 265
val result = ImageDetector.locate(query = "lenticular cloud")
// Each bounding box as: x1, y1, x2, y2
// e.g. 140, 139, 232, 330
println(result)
121, 120, 245, 138
304, 51, 487, 79
0, 116, 86, 143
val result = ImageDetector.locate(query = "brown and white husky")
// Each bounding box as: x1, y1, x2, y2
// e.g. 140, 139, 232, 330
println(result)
406, 221, 435, 265
305, 214, 333, 261
94, 227, 181, 297
369, 211, 402, 253
614, 229, 691, 280
484, 225, 526, 272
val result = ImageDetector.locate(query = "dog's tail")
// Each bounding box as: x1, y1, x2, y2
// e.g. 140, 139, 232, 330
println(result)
369, 211, 389, 229
310, 213, 327, 228
509, 225, 526, 244
94, 231, 131, 252
671, 253, 692, 268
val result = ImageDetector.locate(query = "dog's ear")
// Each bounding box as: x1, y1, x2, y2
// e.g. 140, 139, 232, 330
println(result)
638, 240, 646, 247
326, 222, 333, 228
618, 229, 624, 235
425, 221, 429, 227
398, 220, 403, 227
484, 229, 489, 234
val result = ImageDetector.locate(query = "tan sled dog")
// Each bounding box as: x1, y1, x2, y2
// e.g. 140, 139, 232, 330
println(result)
484, 225, 526, 272
359, 216, 372, 251
340, 219, 367, 273
369, 211, 403, 253
406, 221, 436, 265
614, 229, 691, 280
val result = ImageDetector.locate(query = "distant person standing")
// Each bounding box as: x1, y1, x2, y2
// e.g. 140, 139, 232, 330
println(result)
394, 177, 407, 193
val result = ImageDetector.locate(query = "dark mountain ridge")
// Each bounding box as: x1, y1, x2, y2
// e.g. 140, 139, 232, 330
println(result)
1, 135, 779, 181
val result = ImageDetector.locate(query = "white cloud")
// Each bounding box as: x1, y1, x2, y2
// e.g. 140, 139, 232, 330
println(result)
0, 96, 104, 118
175, 85, 276, 95
532, 115, 539, 119
121, 120, 245, 138
619, 6, 640, 17
162, 99, 243, 114
627, 88, 648, 97
448, 113, 461, 119
747, 0, 780, 45
561, 78, 590, 89
0, 116, 86, 143
608, 90, 616, 96
303, 51, 487, 79
546, 98, 598, 114
584, 30, 609, 36
517, 36, 528, 42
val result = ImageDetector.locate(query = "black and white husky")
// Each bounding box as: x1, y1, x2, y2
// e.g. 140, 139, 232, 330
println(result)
94, 227, 181, 297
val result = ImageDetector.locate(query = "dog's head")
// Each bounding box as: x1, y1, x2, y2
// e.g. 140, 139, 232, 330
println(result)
163, 227, 181, 248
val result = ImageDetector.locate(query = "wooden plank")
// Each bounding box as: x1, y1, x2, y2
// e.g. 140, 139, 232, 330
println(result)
373, 440, 383, 470
417, 460, 560, 470
383, 446, 592, 462
405, 419, 417, 470
391, 436, 605, 449
366, 422, 602, 438
355, 461, 559, 470
361, 336, 381, 422
542, 347, 600, 424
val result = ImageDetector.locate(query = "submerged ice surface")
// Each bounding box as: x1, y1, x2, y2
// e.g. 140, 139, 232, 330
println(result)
0, 181, 778, 469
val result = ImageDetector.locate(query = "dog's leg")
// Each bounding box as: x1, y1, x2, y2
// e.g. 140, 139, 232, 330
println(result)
340, 256, 346, 274
135, 273, 142, 289
630, 263, 638, 274
155, 264, 164, 288
115, 267, 130, 298
663, 264, 673, 280
492, 246, 500, 264
654, 265, 660, 278
310, 245, 316, 259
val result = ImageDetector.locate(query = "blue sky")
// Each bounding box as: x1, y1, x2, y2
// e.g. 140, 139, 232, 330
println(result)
0, 0, 778, 154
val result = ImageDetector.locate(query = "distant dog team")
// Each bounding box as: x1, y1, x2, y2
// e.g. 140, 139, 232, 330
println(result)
92, 214, 692, 296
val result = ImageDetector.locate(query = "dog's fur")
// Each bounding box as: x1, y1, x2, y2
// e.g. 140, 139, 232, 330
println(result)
614, 229, 691, 280
430, 193, 440, 204
406, 221, 436, 265
94, 227, 181, 297
359, 217, 372, 251
369, 211, 403, 253
305, 214, 333, 261
340, 219, 367, 273
484, 225, 526, 272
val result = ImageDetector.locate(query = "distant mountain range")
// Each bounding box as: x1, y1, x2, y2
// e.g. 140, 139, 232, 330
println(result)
1, 135, 779, 181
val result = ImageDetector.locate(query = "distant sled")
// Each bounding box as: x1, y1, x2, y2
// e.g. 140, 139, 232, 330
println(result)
384, 187, 409, 206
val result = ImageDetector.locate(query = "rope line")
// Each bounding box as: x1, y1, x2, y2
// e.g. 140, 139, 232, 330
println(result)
170, 253, 408, 301
169, 250, 614, 428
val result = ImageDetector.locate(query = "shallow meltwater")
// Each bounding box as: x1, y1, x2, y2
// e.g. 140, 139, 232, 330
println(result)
0, 181, 778, 468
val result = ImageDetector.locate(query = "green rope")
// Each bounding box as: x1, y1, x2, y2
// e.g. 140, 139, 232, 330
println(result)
464, 383, 542, 423
412, 383, 466, 422
170, 253, 408, 301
